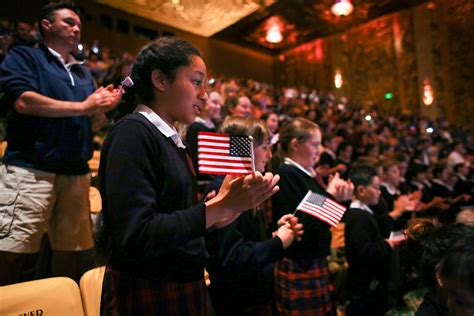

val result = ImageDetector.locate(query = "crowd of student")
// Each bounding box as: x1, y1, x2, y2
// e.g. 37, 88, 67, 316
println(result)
79, 36, 474, 314
180, 78, 474, 315
1, 3, 473, 316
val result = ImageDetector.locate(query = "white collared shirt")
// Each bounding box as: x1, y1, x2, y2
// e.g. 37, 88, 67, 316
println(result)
432, 179, 453, 192
284, 157, 315, 177
195, 116, 215, 129
135, 104, 186, 149
381, 182, 400, 196
270, 133, 279, 145
47, 46, 84, 86
350, 199, 374, 215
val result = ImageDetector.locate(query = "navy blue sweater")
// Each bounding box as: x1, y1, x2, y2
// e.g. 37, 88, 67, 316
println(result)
205, 176, 284, 314
272, 164, 332, 259
1, 44, 95, 174
99, 113, 207, 281
344, 207, 392, 293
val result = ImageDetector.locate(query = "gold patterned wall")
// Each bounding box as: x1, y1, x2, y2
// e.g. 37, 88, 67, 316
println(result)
277, 0, 474, 132
439, 0, 474, 130
277, 7, 418, 116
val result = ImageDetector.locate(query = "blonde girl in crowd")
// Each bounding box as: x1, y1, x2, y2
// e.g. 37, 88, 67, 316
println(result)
271, 117, 353, 315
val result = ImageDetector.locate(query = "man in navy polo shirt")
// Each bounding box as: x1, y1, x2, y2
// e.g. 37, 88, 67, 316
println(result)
0, 2, 121, 285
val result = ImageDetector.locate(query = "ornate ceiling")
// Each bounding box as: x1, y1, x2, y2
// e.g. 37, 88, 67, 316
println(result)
214, 0, 429, 53
96, 0, 275, 37
97, 0, 428, 54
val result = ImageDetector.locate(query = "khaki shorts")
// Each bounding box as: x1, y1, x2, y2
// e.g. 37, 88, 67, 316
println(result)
0, 164, 93, 253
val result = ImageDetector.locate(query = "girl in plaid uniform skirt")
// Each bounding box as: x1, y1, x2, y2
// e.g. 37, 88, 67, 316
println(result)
271, 118, 353, 315
204, 117, 304, 316
274, 257, 335, 315
97, 37, 280, 315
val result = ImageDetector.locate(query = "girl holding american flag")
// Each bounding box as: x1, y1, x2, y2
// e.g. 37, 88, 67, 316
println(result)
271, 118, 353, 315
97, 37, 280, 315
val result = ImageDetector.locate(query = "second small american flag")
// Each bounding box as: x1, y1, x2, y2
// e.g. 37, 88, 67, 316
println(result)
198, 131, 254, 175
296, 191, 346, 227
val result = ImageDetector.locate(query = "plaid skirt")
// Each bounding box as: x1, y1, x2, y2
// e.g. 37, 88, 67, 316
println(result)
101, 265, 208, 315
274, 257, 335, 316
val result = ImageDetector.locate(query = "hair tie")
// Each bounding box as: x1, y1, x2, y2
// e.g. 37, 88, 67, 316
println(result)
119, 76, 134, 94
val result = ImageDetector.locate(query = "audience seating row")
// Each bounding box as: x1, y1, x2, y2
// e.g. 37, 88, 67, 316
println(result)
0, 266, 106, 316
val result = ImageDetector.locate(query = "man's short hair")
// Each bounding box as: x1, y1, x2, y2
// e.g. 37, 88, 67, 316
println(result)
38, 1, 79, 37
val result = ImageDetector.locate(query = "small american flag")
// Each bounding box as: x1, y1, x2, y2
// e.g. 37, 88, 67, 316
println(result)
198, 131, 254, 175
296, 191, 346, 227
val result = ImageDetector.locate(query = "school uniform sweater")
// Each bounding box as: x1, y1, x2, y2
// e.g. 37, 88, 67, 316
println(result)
344, 204, 392, 293
99, 113, 206, 281
272, 163, 332, 259
205, 176, 284, 314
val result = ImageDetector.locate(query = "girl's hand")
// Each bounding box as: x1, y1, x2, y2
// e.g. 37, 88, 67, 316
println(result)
327, 173, 354, 201
205, 172, 280, 229
275, 214, 304, 245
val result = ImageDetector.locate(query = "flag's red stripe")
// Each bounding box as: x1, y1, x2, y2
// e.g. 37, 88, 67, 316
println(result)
318, 204, 344, 220
298, 208, 339, 225
198, 157, 253, 163
200, 169, 253, 174
325, 198, 342, 206
198, 131, 229, 137
198, 144, 230, 150
198, 139, 229, 145
305, 206, 342, 222
325, 199, 346, 213
301, 202, 342, 220
322, 202, 346, 216
300, 206, 341, 224
310, 200, 345, 216
199, 170, 252, 175
321, 208, 342, 222
198, 159, 252, 166
322, 197, 345, 210
300, 203, 342, 222
298, 208, 339, 227
198, 152, 229, 157
199, 164, 253, 170
198, 148, 229, 154
198, 152, 230, 157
